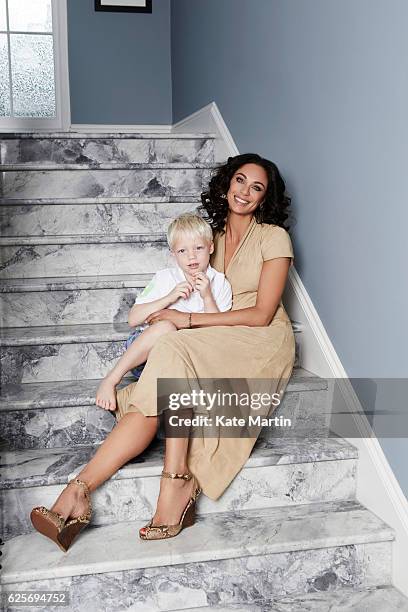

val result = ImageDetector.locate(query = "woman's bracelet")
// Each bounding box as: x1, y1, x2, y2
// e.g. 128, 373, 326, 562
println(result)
188, 313, 192, 328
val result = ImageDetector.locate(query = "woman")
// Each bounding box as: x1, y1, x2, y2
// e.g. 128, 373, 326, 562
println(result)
30, 153, 295, 550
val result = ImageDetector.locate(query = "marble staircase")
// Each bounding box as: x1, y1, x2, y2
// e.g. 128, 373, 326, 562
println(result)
1, 133, 407, 611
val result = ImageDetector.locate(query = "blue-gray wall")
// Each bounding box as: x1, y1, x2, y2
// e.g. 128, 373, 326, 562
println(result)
67, 0, 172, 124
171, 0, 408, 495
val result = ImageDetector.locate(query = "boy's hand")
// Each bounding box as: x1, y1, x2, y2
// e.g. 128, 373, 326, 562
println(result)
194, 272, 212, 299
167, 281, 193, 304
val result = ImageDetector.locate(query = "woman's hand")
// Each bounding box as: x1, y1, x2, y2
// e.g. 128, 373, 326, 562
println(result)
146, 309, 190, 329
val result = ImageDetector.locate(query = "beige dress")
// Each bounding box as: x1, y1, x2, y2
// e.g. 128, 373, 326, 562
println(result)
115, 217, 295, 500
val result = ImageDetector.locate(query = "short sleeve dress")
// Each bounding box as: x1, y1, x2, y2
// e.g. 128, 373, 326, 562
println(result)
115, 218, 295, 500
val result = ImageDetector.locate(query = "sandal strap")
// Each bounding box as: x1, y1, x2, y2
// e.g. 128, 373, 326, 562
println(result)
161, 471, 192, 480
69, 477, 90, 493
68, 477, 92, 512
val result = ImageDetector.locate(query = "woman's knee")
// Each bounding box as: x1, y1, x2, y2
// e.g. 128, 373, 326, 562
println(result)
149, 327, 184, 356
122, 411, 159, 431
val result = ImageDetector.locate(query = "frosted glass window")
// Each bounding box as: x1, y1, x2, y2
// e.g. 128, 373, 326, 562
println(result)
1, 0, 57, 120
0, 33, 11, 116
10, 34, 55, 117
0, 0, 7, 31
8, 0, 52, 33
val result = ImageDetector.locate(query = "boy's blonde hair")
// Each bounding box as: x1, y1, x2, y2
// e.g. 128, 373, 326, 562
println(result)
167, 213, 213, 250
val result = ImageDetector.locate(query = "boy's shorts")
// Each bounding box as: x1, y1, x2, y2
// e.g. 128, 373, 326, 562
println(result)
125, 325, 147, 378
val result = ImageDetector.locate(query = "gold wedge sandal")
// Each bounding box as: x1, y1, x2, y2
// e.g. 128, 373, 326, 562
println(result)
139, 470, 202, 540
30, 477, 92, 552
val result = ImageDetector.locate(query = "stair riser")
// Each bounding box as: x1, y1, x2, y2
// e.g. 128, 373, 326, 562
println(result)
1, 339, 303, 386
269, 388, 332, 439
1, 340, 126, 385
0, 542, 391, 603
0, 202, 197, 237
0, 168, 212, 199
1, 459, 357, 541
0, 292, 298, 333
0, 337, 301, 385
1, 137, 215, 165
0, 242, 169, 279
0, 403, 117, 449
0, 388, 330, 448
181, 589, 408, 612
1, 287, 141, 327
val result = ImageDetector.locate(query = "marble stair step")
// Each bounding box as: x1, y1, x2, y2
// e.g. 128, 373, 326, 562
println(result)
0, 195, 202, 206
0, 323, 303, 385
179, 585, 408, 612
1, 272, 153, 292
1, 285, 137, 327
0, 236, 169, 278
1, 135, 215, 165
0, 167, 212, 199
1, 335, 303, 386
0, 232, 168, 246
0, 548, 396, 612
1, 321, 303, 346
0, 274, 154, 327
0, 434, 358, 541
0, 322, 132, 383
0, 275, 298, 329
0, 321, 134, 383
0, 201, 199, 238
1, 501, 393, 592
1, 162, 218, 171
0, 321, 163, 346
0, 368, 330, 449
0, 367, 321, 410
0, 131, 217, 139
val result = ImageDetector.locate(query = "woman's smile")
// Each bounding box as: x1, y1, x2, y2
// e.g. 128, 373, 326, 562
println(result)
234, 195, 250, 205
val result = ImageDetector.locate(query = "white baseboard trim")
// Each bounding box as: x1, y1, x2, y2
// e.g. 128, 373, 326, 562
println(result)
69, 124, 173, 134
172, 102, 238, 161
175, 101, 408, 595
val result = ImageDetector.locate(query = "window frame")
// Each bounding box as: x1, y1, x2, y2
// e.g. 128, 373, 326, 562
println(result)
0, 0, 70, 132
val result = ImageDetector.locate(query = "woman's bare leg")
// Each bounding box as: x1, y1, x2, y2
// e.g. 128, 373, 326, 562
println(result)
146, 411, 195, 527
50, 412, 159, 520
96, 321, 176, 411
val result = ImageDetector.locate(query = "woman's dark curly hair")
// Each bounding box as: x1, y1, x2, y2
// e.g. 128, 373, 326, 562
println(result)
199, 153, 291, 233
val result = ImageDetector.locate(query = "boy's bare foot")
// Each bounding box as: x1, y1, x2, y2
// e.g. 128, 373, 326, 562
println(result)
95, 376, 118, 411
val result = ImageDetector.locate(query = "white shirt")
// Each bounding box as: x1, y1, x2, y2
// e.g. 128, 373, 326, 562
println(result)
135, 264, 232, 313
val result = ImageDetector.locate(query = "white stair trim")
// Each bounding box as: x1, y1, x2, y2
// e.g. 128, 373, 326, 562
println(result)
69, 124, 173, 134
172, 102, 234, 162
173, 101, 408, 596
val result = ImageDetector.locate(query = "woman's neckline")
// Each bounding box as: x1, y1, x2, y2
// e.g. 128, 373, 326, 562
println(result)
222, 216, 256, 274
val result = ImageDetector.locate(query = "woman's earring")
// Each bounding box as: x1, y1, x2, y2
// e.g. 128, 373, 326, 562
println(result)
221, 194, 227, 199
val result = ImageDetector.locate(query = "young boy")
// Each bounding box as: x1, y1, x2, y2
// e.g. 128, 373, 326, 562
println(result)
95, 213, 232, 411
